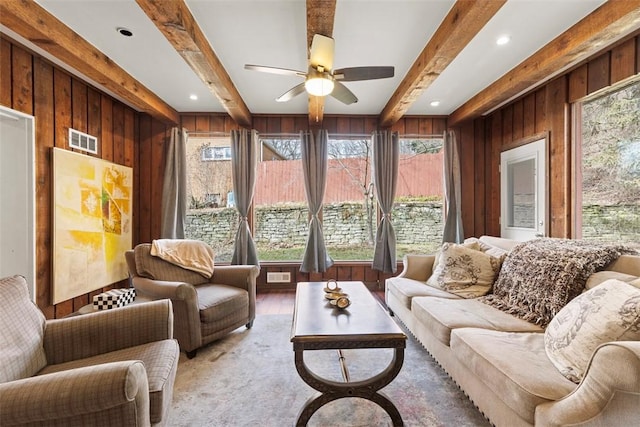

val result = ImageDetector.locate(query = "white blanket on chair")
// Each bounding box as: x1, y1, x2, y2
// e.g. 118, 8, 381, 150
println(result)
151, 239, 215, 278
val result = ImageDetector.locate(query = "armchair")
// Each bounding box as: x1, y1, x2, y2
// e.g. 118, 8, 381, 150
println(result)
0, 275, 179, 426
125, 243, 260, 358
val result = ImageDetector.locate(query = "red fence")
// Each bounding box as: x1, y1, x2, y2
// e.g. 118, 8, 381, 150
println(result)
254, 152, 443, 205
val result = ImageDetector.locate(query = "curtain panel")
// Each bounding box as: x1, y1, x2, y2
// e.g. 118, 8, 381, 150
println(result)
160, 127, 188, 239
230, 129, 259, 266
442, 129, 464, 243
300, 129, 334, 273
372, 130, 399, 273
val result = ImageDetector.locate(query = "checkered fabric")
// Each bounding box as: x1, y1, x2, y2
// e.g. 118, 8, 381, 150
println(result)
93, 288, 136, 310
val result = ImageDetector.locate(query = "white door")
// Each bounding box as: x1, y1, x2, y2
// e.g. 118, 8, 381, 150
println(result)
500, 138, 546, 241
0, 107, 36, 300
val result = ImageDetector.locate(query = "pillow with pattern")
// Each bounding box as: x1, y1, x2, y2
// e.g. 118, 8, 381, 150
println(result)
427, 242, 504, 298
544, 279, 640, 383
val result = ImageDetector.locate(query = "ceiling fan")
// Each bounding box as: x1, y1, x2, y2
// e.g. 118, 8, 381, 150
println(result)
245, 34, 394, 105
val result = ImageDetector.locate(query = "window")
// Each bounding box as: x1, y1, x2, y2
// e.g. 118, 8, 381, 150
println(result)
184, 136, 237, 262
575, 80, 640, 250
254, 137, 306, 261
393, 137, 444, 258
201, 146, 231, 161
185, 133, 446, 263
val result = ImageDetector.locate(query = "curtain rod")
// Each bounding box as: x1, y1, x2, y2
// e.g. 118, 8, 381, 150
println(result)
188, 131, 444, 139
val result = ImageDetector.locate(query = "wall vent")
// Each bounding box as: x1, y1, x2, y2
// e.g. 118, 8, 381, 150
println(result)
266, 272, 291, 283
69, 128, 98, 154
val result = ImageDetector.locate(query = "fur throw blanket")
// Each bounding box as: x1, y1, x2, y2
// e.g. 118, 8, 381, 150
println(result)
479, 238, 630, 327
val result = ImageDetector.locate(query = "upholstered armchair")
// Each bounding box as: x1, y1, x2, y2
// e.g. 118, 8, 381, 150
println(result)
0, 275, 179, 426
125, 243, 260, 358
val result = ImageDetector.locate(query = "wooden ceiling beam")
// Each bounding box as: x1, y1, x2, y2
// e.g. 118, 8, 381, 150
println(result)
135, 0, 252, 128
0, 0, 180, 125
379, 0, 506, 128
448, 0, 640, 126
306, 0, 336, 127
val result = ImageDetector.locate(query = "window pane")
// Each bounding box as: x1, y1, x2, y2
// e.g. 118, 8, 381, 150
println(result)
325, 138, 375, 261
184, 136, 237, 262
393, 138, 444, 258
507, 158, 535, 228
578, 81, 640, 250
254, 138, 307, 261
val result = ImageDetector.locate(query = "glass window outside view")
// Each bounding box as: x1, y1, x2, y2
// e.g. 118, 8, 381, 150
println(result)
578, 80, 640, 249
186, 134, 445, 263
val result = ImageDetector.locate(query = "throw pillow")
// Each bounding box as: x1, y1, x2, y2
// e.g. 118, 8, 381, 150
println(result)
427, 242, 504, 298
544, 279, 640, 383
464, 237, 509, 258
431, 239, 480, 278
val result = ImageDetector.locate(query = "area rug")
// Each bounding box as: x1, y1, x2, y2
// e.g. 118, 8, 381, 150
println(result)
166, 314, 491, 427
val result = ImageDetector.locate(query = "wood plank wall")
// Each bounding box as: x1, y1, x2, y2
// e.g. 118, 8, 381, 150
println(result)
0, 36, 170, 318
455, 32, 640, 240
179, 113, 447, 290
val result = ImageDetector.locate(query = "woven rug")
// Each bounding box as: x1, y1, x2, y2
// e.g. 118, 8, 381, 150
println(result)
166, 314, 490, 427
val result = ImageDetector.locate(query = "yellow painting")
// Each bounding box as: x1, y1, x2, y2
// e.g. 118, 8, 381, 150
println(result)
53, 148, 132, 304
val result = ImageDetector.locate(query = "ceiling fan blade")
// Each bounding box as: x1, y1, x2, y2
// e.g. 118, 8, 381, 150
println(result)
244, 64, 306, 78
309, 34, 334, 71
276, 83, 307, 102
330, 81, 358, 105
333, 66, 395, 81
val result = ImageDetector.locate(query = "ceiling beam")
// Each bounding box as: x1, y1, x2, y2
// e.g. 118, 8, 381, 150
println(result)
0, 0, 179, 125
306, 0, 336, 126
379, 0, 506, 128
448, 0, 640, 126
135, 0, 252, 128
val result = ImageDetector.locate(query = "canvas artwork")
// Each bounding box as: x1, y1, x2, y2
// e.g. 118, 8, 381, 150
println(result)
53, 148, 132, 304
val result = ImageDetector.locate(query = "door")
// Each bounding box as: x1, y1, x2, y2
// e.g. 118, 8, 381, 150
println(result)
0, 107, 36, 300
500, 138, 546, 241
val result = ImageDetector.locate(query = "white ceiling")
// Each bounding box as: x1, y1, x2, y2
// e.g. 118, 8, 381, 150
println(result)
30, 0, 607, 117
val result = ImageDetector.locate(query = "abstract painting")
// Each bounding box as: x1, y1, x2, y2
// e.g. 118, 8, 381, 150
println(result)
53, 148, 132, 304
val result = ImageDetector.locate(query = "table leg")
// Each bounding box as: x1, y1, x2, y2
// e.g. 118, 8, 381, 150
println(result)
294, 347, 404, 426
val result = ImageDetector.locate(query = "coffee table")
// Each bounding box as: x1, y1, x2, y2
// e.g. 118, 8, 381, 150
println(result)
290, 281, 407, 426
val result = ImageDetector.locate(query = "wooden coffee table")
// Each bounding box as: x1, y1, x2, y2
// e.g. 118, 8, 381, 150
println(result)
290, 281, 407, 426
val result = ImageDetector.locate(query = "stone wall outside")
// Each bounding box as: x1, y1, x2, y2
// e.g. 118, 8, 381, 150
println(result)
186, 201, 444, 253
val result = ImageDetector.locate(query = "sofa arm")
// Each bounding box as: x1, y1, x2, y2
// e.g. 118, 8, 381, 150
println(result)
397, 254, 435, 282
210, 265, 260, 291
535, 341, 640, 426
43, 299, 174, 365
0, 361, 150, 426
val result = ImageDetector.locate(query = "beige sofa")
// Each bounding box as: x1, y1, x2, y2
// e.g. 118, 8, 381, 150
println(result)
0, 275, 179, 426
385, 236, 640, 427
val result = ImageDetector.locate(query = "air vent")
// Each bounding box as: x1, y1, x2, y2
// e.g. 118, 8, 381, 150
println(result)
69, 128, 98, 154
266, 272, 291, 283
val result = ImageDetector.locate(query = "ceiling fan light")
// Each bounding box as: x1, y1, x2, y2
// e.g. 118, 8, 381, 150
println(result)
305, 77, 334, 97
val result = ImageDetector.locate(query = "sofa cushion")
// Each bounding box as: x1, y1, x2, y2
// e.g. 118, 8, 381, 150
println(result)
427, 242, 504, 298
544, 279, 640, 383
451, 328, 576, 425
585, 270, 638, 291
134, 244, 209, 285
0, 275, 47, 383
38, 339, 179, 424
412, 297, 542, 345
197, 284, 249, 323
386, 277, 461, 310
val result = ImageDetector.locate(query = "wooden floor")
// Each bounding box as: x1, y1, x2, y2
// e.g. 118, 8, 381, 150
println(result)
255, 288, 386, 315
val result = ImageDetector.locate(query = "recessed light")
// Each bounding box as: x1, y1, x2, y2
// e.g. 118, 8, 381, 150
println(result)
189, 94, 198, 101
496, 35, 511, 46
116, 27, 133, 37
430, 100, 440, 107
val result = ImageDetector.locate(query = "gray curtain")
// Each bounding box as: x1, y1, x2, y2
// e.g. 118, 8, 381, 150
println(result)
372, 130, 399, 273
230, 129, 259, 265
300, 130, 333, 273
442, 129, 464, 243
160, 127, 188, 239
